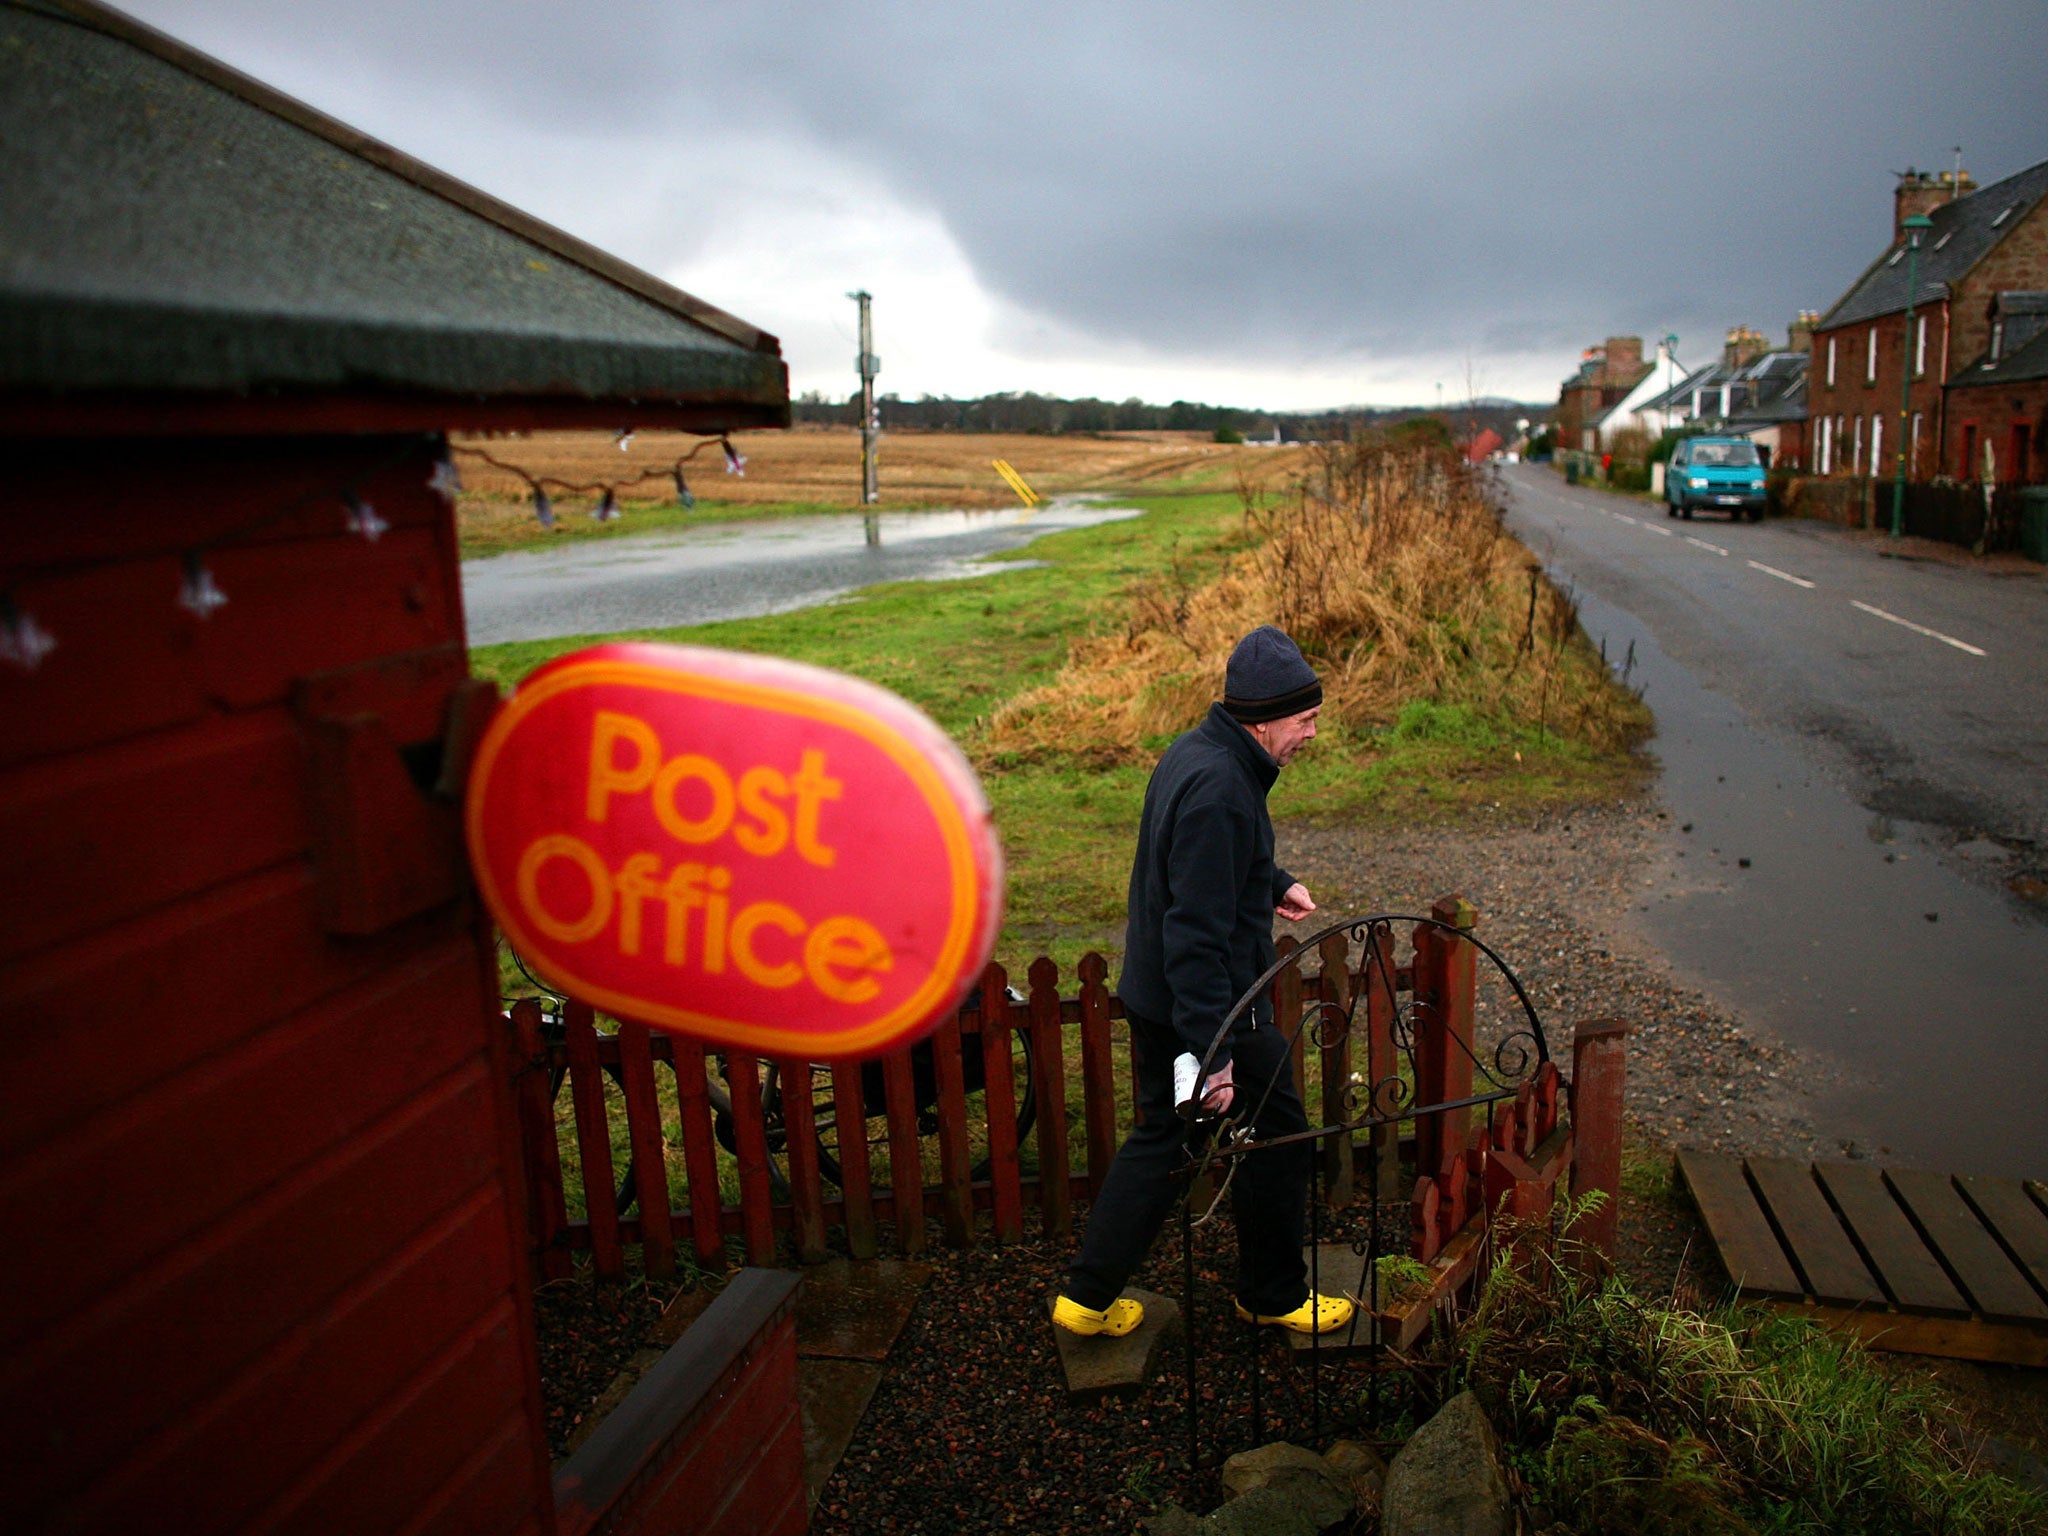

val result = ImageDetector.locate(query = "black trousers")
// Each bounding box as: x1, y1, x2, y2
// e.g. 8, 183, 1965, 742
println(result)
1064, 1011, 1311, 1314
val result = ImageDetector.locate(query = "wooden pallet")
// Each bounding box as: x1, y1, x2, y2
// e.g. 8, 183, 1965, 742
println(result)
1676, 1150, 2048, 1366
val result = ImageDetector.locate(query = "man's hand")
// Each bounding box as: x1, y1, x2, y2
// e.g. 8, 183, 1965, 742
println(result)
1275, 882, 1317, 922
1199, 1059, 1234, 1114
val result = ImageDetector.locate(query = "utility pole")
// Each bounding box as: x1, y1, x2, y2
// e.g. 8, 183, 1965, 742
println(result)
850, 290, 880, 509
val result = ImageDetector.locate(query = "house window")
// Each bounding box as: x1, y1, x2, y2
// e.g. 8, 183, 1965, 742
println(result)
1866, 326, 1878, 384
1853, 414, 1864, 474
2014, 423, 2033, 483
1871, 412, 1884, 478
1960, 423, 1978, 479
1816, 415, 1831, 474
1910, 411, 1923, 476
1991, 204, 2016, 228
1914, 315, 1927, 377
1990, 318, 2004, 363
1826, 336, 1837, 387
1933, 231, 1953, 251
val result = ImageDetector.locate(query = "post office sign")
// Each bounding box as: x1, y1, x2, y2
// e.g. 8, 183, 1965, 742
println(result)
466, 642, 1003, 1058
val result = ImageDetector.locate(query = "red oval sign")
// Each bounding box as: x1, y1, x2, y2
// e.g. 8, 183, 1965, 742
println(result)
466, 642, 1003, 1058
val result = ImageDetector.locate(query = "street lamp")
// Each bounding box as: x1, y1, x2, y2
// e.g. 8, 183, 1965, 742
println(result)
1891, 213, 1933, 537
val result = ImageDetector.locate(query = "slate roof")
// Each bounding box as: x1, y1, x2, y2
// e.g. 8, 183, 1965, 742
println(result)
1950, 323, 2048, 388
1818, 159, 2048, 332
1637, 349, 1807, 426
0, 0, 787, 422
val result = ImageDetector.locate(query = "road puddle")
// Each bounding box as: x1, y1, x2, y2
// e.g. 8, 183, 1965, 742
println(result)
462, 499, 1141, 646
1573, 587, 2048, 1178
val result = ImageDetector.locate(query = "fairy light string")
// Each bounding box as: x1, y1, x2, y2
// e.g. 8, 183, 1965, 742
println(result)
0, 430, 740, 674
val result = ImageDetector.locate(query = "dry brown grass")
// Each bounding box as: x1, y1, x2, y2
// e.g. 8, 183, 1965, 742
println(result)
450, 425, 1307, 513
980, 437, 1649, 763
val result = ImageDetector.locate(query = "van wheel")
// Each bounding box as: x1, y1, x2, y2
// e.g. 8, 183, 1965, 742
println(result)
1666, 502, 1678, 518
1681, 505, 1693, 520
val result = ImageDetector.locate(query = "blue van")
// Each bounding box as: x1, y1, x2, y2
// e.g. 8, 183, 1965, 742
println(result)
1666, 437, 1767, 521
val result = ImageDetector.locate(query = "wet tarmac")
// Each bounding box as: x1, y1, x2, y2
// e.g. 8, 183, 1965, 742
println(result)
1573, 587, 2048, 1179
461, 500, 1142, 647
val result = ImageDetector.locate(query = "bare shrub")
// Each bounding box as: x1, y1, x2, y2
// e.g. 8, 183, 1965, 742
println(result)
979, 437, 1648, 763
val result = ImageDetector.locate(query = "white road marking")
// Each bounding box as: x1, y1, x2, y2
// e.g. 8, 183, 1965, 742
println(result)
1644, 524, 1674, 537
1614, 513, 1638, 524
1686, 537, 1730, 556
1850, 600, 1987, 657
1747, 559, 1816, 589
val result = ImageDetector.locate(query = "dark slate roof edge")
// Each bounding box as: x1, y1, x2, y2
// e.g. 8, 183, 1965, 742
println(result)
1949, 326, 2048, 387
47, 0, 779, 358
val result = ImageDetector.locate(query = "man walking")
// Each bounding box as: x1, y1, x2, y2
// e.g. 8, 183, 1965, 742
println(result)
1054, 625, 1354, 1338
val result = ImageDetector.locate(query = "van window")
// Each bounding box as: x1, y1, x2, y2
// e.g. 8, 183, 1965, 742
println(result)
1689, 442, 1759, 468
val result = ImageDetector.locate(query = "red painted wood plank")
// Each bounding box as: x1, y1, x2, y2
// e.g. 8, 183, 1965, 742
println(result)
929, 1015, 974, 1246
881, 1049, 924, 1254
51, 1191, 517, 1535
0, 709, 311, 962
725, 1055, 778, 1267
1028, 957, 1072, 1241
2, 1067, 504, 1523
831, 1060, 878, 1260
1077, 953, 1118, 1190
669, 1039, 727, 1272
1362, 920, 1400, 1196
979, 966, 1024, 1244
564, 1003, 624, 1282
1886, 1168, 2048, 1324
776, 1058, 829, 1265
1274, 935, 1305, 1098
1317, 929, 1355, 1205
616, 1023, 675, 1279
510, 1001, 572, 1282
244, 1305, 532, 1536
0, 943, 487, 1350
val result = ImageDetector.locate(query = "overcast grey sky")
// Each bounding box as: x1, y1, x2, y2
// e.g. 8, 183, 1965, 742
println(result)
121, 0, 2048, 409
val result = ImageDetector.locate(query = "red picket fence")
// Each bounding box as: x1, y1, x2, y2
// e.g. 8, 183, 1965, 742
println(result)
506, 899, 1626, 1281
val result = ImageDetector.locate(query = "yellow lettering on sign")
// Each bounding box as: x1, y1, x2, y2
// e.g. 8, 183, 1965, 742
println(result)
653, 753, 734, 844
513, 833, 895, 1007
790, 749, 842, 867
586, 711, 660, 823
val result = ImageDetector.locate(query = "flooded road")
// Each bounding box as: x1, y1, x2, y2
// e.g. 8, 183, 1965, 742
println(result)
1501, 466, 2048, 1177
461, 499, 1141, 646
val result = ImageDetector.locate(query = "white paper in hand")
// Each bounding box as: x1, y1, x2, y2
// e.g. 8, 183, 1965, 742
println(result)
1173, 1052, 1200, 1107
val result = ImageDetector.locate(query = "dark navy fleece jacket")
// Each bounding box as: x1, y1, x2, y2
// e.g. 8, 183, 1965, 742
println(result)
1116, 702, 1296, 1071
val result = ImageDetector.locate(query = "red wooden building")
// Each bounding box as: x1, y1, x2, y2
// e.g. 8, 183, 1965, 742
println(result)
1, 4, 793, 1533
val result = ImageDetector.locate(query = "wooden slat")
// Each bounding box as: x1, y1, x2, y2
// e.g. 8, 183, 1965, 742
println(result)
1077, 954, 1118, 1188
1886, 1168, 2048, 1324
929, 1016, 974, 1247
1273, 936, 1305, 1099
1027, 957, 1073, 1241
1778, 1301, 2048, 1369
1317, 930, 1354, 1206
1954, 1174, 2048, 1303
725, 1054, 777, 1267
615, 1023, 674, 1279
831, 1061, 877, 1260
777, 1058, 829, 1265
1745, 1157, 1884, 1307
670, 1038, 726, 1272
979, 966, 1024, 1244
881, 1049, 923, 1255
1362, 922, 1400, 1198
1675, 1149, 1803, 1300
563, 1004, 623, 1282
509, 1001, 571, 1282
1812, 1161, 1965, 1316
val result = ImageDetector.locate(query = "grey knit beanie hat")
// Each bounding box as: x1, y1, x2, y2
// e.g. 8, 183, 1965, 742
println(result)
1222, 625, 1322, 723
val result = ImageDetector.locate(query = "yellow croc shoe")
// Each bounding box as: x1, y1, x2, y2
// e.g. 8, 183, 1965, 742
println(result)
1053, 1294, 1144, 1337
1234, 1292, 1355, 1335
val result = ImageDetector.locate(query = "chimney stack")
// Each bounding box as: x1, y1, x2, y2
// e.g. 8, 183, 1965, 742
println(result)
1723, 326, 1768, 370
1894, 166, 1974, 240
1601, 335, 1644, 381
1787, 310, 1818, 353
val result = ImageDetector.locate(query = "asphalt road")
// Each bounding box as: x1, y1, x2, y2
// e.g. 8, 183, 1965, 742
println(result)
1499, 463, 2048, 1177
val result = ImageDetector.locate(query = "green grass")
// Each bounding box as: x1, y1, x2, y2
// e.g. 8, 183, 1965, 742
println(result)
469, 488, 1645, 974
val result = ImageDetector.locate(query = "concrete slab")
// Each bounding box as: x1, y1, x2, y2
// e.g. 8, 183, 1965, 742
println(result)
797, 1357, 885, 1508
795, 1258, 932, 1361
1049, 1287, 1181, 1400
1272, 1242, 1383, 1357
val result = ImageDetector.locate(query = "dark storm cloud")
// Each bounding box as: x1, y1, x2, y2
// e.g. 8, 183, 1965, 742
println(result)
124, 0, 2048, 383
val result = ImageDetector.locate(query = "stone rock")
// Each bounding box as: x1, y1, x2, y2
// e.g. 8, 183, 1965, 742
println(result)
1324, 1438, 1388, 1506
1218, 1442, 1354, 1530
1204, 1485, 1327, 1536
1048, 1287, 1180, 1400
1141, 1505, 1205, 1536
1381, 1391, 1513, 1536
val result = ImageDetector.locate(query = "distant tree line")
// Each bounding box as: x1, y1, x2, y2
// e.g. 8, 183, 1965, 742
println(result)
792, 390, 1547, 446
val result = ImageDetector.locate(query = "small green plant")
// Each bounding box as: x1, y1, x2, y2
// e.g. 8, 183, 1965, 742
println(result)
1372, 1252, 1436, 1304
